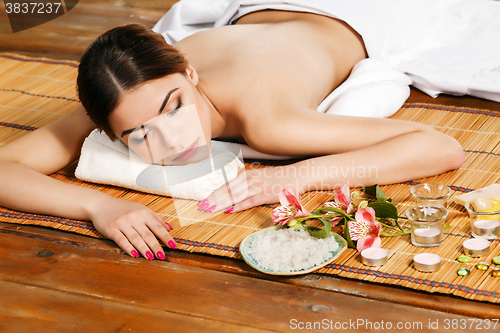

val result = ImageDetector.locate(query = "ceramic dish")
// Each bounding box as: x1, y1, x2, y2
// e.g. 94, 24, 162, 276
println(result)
239, 226, 347, 275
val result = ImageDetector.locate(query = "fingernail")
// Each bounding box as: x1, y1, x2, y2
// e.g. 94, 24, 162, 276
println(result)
165, 222, 173, 230
146, 251, 154, 260
157, 251, 165, 260
206, 205, 217, 213
168, 240, 177, 249
224, 207, 234, 213
131, 250, 139, 258
198, 199, 208, 210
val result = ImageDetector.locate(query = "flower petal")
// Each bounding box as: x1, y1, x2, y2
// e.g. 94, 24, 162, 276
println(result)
356, 235, 381, 252
334, 185, 353, 210
271, 206, 294, 225
329, 217, 343, 228
355, 207, 376, 224
348, 220, 369, 241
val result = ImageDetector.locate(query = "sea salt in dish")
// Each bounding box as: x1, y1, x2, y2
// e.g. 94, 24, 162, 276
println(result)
240, 226, 347, 275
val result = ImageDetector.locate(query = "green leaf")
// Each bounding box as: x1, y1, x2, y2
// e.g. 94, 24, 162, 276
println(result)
342, 218, 356, 248
305, 218, 331, 239
368, 202, 399, 221
362, 184, 392, 203
362, 185, 378, 197
318, 206, 347, 216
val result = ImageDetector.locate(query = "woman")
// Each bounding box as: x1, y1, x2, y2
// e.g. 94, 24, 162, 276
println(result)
0, 9, 464, 260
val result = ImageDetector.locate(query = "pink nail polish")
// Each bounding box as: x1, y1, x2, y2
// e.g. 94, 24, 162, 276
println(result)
168, 240, 177, 249
198, 199, 208, 209
157, 251, 165, 260
131, 250, 139, 258
224, 207, 234, 214
165, 222, 173, 230
206, 205, 217, 213
146, 251, 154, 260
199, 202, 209, 211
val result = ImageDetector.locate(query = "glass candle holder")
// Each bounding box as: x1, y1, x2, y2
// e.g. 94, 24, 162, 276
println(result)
406, 205, 448, 247
464, 199, 500, 239
410, 183, 451, 207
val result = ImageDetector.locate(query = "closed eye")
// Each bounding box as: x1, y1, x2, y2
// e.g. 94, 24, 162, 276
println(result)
132, 98, 183, 144
131, 129, 150, 144
167, 98, 183, 116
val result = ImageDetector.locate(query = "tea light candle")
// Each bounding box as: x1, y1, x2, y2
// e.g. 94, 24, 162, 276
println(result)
413, 228, 442, 245
413, 253, 441, 272
360, 248, 388, 266
463, 238, 491, 257
472, 219, 500, 238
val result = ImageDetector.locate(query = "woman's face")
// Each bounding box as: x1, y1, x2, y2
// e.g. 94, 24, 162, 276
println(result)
109, 67, 212, 165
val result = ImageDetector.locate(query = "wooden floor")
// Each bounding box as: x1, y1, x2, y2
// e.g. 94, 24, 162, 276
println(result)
1, 1, 500, 332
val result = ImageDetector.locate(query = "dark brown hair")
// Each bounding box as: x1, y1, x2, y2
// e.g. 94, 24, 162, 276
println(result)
77, 23, 189, 134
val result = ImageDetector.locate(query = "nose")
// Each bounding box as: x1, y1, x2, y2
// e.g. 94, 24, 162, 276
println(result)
152, 125, 188, 161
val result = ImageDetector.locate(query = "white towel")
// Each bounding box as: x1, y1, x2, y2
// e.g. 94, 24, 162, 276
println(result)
317, 59, 411, 118
75, 129, 244, 201
154, 0, 500, 103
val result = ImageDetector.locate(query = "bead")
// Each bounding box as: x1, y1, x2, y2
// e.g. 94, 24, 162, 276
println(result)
457, 255, 472, 263
476, 262, 490, 271
491, 268, 500, 277
457, 267, 470, 276
493, 256, 500, 265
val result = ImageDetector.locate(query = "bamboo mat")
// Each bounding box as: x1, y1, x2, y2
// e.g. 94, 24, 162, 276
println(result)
1, 53, 500, 303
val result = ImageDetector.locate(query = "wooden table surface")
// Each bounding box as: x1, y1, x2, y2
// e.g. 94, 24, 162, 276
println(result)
1, 1, 500, 331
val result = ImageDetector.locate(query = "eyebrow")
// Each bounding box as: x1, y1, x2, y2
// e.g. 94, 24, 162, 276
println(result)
120, 87, 179, 138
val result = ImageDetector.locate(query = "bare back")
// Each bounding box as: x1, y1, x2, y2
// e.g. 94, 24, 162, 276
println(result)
174, 10, 367, 144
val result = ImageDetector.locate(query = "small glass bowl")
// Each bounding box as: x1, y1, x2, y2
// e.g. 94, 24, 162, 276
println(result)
410, 183, 451, 207
464, 199, 500, 239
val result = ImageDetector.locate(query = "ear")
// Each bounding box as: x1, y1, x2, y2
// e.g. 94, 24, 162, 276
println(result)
185, 65, 199, 86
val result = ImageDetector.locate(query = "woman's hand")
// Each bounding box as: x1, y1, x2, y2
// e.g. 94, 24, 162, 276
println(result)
201, 165, 299, 213
89, 197, 176, 260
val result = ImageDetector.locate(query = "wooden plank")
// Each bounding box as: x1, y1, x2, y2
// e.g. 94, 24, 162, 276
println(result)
0, 0, 174, 60
0, 231, 484, 332
2, 222, 499, 319
0, 280, 267, 333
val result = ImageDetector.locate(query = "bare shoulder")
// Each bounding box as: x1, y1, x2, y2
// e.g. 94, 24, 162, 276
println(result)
0, 105, 96, 174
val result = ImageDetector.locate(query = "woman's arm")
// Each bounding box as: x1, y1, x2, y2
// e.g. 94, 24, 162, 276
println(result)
0, 106, 175, 258
205, 103, 464, 212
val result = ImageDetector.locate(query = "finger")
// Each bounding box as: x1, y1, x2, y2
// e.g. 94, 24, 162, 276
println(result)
208, 173, 262, 212
231, 194, 278, 213
131, 222, 167, 260
110, 230, 140, 258
212, 184, 262, 213
203, 171, 250, 207
146, 220, 177, 252
120, 225, 153, 260
152, 212, 173, 231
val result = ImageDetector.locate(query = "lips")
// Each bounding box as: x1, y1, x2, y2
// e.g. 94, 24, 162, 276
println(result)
173, 140, 199, 162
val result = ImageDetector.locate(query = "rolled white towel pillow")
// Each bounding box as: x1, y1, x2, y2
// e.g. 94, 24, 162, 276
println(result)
75, 129, 244, 200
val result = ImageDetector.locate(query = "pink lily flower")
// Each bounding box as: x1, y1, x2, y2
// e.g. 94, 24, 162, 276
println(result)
271, 185, 310, 225
334, 185, 355, 214
321, 185, 355, 226
348, 207, 382, 252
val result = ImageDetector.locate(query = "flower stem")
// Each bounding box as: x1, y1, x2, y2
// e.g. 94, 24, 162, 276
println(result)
378, 221, 404, 232
380, 231, 410, 237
